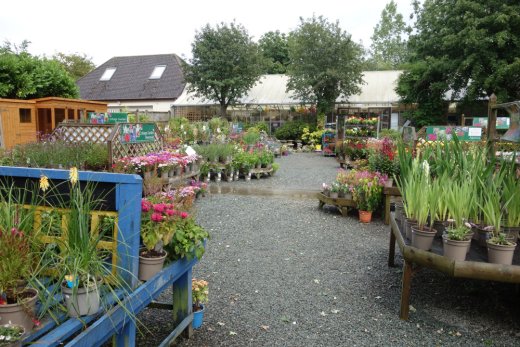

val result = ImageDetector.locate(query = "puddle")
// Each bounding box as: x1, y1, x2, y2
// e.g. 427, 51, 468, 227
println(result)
208, 184, 319, 200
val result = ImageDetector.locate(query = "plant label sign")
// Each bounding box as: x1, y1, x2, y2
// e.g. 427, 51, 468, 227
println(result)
120, 123, 155, 143
88, 112, 128, 124
472, 117, 510, 129
426, 126, 482, 141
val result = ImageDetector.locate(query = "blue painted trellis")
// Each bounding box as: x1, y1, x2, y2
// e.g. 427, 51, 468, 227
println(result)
0, 167, 198, 347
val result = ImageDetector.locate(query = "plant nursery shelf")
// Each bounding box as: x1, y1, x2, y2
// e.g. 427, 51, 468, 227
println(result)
317, 193, 357, 216
388, 212, 520, 321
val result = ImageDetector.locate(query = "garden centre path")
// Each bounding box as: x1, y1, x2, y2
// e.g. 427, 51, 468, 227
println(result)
138, 153, 520, 347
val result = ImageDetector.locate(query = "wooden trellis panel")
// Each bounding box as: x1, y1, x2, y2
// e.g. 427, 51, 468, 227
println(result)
50, 124, 115, 143
108, 123, 164, 167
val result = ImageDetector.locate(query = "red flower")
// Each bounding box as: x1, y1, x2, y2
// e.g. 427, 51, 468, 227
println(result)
165, 209, 175, 216
151, 213, 163, 222
141, 199, 152, 212
180, 212, 189, 219
153, 203, 166, 213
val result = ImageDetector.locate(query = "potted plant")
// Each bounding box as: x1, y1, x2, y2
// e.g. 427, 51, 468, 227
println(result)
329, 182, 340, 199
442, 180, 473, 261
0, 323, 24, 347
166, 215, 209, 261
0, 185, 39, 332
479, 180, 516, 265
322, 183, 331, 197
351, 171, 384, 223
501, 174, 520, 242
138, 197, 177, 281
191, 278, 208, 329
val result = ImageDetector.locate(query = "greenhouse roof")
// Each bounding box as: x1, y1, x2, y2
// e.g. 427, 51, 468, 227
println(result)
172, 71, 403, 107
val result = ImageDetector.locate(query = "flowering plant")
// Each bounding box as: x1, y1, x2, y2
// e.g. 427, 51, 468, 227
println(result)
192, 278, 208, 311
141, 197, 184, 254
368, 137, 399, 178
350, 171, 386, 212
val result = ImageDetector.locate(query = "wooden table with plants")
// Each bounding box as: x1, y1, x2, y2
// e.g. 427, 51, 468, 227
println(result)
389, 136, 520, 320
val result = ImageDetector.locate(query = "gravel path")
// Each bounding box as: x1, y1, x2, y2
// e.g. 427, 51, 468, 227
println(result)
137, 153, 520, 347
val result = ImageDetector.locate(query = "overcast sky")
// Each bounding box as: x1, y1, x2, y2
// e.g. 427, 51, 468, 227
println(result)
1, 0, 414, 66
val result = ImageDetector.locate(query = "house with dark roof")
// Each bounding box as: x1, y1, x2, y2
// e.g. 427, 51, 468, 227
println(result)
77, 54, 186, 120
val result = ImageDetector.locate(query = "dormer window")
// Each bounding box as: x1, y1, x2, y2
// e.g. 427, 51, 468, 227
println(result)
149, 65, 166, 79
100, 67, 116, 81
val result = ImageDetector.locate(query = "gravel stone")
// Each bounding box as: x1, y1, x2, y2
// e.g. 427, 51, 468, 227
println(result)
136, 153, 520, 347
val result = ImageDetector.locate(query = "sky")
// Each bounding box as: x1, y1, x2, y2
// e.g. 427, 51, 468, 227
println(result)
1, 0, 414, 67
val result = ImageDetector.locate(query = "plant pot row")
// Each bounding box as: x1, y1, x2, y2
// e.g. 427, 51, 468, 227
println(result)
402, 219, 518, 265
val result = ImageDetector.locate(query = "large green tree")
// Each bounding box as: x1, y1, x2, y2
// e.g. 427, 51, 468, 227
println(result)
183, 22, 265, 117
258, 31, 290, 74
286, 15, 364, 115
0, 41, 79, 99
397, 0, 520, 125
368, 0, 410, 70
53, 52, 95, 80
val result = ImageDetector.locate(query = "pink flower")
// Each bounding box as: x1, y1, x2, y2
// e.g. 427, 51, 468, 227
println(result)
165, 209, 175, 216
180, 212, 189, 219
153, 203, 166, 213
141, 199, 152, 212
151, 213, 163, 222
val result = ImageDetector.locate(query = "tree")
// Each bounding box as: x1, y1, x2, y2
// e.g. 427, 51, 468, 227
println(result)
397, 0, 520, 125
0, 41, 79, 99
368, 0, 410, 70
53, 52, 95, 80
286, 15, 364, 115
259, 31, 290, 74
183, 22, 265, 117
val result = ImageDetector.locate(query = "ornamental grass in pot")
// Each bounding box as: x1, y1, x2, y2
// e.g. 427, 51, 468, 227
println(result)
479, 179, 517, 265
0, 184, 40, 331
0, 323, 25, 347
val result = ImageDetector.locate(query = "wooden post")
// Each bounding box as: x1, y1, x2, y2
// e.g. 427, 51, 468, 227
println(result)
384, 194, 391, 225
173, 270, 193, 339
487, 93, 497, 158
388, 225, 396, 267
400, 260, 413, 320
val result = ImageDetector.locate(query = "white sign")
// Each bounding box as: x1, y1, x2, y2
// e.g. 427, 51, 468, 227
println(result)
468, 127, 482, 137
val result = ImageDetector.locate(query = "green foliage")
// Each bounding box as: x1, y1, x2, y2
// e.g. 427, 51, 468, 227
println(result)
368, 0, 410, 70
274, 120, 314, 141
259, 30, 290, 74
0, 42, 79, 99
167, 217, 209, 261
0, 324, 24, 342
398, 0, 520, 125
379, 129, 401, 141
301, 127, 325, 146
242, 129, 261, 145
53, 52, 95, 80
183, 22, 265, 117
287, 15, 364, 114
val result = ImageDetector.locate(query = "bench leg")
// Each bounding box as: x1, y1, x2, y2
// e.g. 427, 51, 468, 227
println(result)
388, 227, 396, 267
384, 195, 391, 225
339, 207, 349, 217
400, 260, 412, 320
318, 201, 325, 209
173, 270, 193, 338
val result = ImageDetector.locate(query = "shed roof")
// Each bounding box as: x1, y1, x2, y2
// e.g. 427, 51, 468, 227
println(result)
77, 54, 186, 101
172, 71, 403, 107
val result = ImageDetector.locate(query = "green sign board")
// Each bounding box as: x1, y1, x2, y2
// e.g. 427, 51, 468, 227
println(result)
472, 117, 510, 129
88, 112, 128, 124
120, 123, 155, 143
425, 126, 482, 141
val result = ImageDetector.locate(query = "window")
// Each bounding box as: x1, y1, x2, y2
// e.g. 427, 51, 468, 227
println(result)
149, 65, 166, 79
19, 108, 31, 123
100, 67, 116, 81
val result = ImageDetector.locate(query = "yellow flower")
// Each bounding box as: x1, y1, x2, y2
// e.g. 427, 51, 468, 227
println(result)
69, 167, 78, 185
39, 175, 50, 192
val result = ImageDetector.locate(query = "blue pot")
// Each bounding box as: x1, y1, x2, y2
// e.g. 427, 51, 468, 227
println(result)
192, 304, 205, 329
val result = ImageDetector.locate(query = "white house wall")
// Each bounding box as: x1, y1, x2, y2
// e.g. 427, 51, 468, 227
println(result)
107, 100, 174, 113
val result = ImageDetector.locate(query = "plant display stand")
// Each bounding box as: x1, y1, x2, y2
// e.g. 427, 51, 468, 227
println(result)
0, 167, 200, 347
321, 131, 336, 156
383, 186, 401, 225
249, 167, 274, 179
317, 193, 356, 216
388, 212, 520, 320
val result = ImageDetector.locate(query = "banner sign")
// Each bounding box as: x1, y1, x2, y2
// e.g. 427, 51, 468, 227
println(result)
88, 112, 128, 124
472, 117, 510, 129
426, 126, 482, 141
120, 123, 155, 143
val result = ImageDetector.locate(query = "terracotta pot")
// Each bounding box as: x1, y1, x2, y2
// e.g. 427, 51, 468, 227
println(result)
487, 241, 517, 265
359, 210, 372, 223
61, 281, 100, 317
411, 226, 436, 251
442, 235, 471, 261
0, 288, 38, 332
139, 251, 167, 281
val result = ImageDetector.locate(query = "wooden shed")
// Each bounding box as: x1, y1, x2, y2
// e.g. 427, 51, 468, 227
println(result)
0, 97, 107, 149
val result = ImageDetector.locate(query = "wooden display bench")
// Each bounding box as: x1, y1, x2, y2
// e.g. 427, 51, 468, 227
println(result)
317, 193, 356, 216
383, 185, 401, 225
388, 213, 520, 320
249, 167, 274, 179
160, 170, 200, 187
